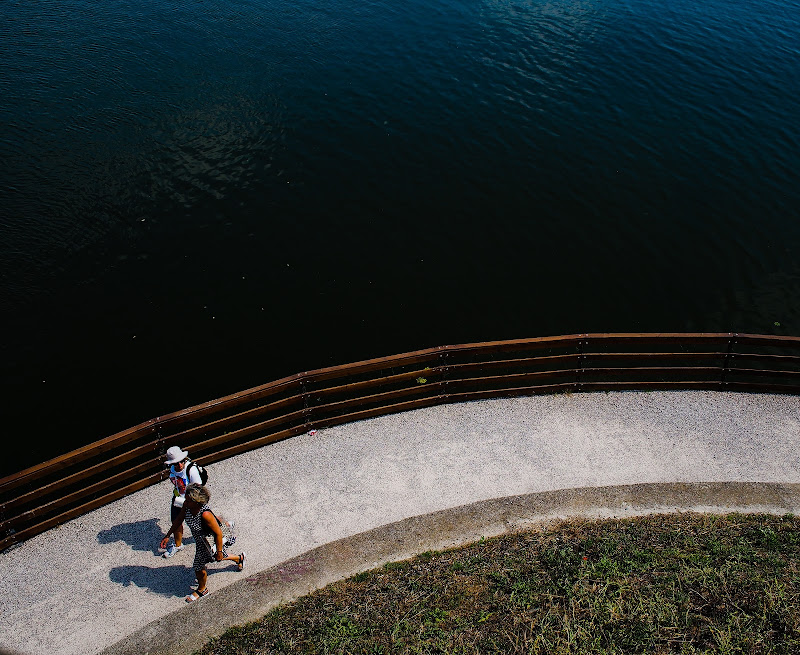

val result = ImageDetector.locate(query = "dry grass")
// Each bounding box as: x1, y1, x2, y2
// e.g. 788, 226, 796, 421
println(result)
198, 513, 800, 654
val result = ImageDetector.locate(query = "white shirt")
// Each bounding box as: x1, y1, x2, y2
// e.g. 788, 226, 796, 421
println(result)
169, 462, 203, 507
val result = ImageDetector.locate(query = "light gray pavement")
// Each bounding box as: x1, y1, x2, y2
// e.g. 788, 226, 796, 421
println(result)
1, 390, 799, 655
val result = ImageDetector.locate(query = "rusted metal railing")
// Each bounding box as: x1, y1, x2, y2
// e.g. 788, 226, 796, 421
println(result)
2, 332, 799, 551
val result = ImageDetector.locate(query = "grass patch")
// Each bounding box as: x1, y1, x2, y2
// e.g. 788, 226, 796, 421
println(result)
197, 513, 800, 654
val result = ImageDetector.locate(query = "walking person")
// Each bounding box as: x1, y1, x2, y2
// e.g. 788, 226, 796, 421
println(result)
163, 446, 204, 557
160, 483, 245, 602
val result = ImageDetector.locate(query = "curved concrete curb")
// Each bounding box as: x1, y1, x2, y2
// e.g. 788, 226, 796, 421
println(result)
102, 481, 800, 655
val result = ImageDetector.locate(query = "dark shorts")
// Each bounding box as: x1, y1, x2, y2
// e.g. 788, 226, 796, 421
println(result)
170, 500, 184, 523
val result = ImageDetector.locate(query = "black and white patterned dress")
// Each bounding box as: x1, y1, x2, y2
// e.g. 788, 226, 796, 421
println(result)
185, 503, 226, 571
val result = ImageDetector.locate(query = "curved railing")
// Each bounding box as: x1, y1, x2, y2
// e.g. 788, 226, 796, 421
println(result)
2, 332, 800, 551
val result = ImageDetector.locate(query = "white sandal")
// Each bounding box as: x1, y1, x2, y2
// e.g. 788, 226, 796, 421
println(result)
185, 587, 210, 603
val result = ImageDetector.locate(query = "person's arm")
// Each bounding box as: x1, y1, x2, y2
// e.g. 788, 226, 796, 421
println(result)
160, 506, 187, 548
202, 510, 224, 560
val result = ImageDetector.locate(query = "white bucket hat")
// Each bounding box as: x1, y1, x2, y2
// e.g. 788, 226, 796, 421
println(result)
165, 446, 189, 465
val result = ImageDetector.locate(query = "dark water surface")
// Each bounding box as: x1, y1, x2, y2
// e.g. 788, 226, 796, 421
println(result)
2, 0, 799, 474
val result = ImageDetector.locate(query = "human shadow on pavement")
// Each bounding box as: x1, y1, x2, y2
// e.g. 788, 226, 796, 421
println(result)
97, 518, 193, 555
110, 564, 196, 598
97, 518, 164, 554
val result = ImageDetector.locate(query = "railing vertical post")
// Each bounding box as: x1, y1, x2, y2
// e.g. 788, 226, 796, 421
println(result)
576, 335, 586, 391
721, 333, 736, 389
301, 376, 311, 432
155, 421, 168, 482
440, 347, 449, 399
2, 526, 17, 551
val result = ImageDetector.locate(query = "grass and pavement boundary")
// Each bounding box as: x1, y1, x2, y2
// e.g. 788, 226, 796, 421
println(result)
101, 481, 800, 655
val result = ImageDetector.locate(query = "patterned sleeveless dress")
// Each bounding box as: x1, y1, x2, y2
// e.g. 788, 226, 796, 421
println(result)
185, 503, 227, 571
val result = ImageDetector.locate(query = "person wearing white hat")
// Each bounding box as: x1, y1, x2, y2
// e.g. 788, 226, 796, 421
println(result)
163, 445, 203, 557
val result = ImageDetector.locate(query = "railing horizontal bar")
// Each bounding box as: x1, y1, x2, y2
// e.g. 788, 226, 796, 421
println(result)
179, 359, 776, 450
306, 367, 443, 399
726, 367, 800, 377
443, 366, 724, 389
444, 352, 728, 376
0, 456, 163, 531
0, 472, 163, 552
0, 442, 164, 516
439, 333, 739, 356
307, 381, 444, 417
582, 333, 734, 345
307, 395, 448, 431
581, 366, 723, 375
154, 376, 305, 433
444, 384, 578, 403
445, 355, 580, 373
13, 358, 791, 514
582, 351, 724, 360
179, 390, 447, 461
157, 362, 800, 471
163, 393, 306, 449
581, 380, 723, 388
186, 407, 308, 457
441, 335, 585, 357
721, 381, 800, 393
0, 422, 158, 496
444, 370, 574, 389
444, 381, 724, 402
300, 350, 444, 385
576, 380, 800, 394
193, 425, 311, 469
6, 332, 800, 551
732, 333, 800, 347
307, 365, 738, 415
9, 332, 800, 494
729, 353, 800, 364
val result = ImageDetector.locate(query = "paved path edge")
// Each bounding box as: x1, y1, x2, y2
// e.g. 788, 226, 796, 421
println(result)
101, 481, 800, 655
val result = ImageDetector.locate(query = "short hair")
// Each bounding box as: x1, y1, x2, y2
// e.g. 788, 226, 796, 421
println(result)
185, 483, 211, 504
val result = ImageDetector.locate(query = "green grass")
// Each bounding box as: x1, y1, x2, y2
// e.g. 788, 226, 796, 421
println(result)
197, 513, 800, 654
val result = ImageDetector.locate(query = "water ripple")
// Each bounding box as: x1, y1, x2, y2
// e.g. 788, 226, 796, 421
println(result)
2, 0, 800, 469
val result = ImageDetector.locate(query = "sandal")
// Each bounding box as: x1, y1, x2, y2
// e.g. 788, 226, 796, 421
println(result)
237, 552, 246, 571
185, 587, 210, 603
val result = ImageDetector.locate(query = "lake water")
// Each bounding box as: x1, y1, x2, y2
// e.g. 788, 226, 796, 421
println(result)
1, 0, 799, 474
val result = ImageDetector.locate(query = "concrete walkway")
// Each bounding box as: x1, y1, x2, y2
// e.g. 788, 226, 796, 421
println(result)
1, 391, 799, 655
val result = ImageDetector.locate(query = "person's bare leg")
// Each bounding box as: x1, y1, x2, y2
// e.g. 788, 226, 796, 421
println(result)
217, 552, 246, 570
186, 568, 209, 601
195, 568, 208, 592
174, 523, 184, 547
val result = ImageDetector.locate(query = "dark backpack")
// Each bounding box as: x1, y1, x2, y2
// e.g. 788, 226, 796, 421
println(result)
186, 461, 209, 485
